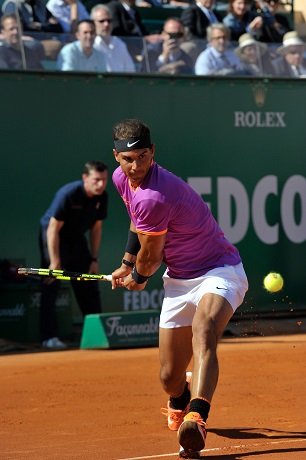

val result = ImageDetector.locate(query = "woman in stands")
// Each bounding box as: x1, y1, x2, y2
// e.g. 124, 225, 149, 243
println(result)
222, 0, 274, 42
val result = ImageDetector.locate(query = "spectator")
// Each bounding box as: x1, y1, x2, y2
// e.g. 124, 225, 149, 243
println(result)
222, 0, 274, 42
181, 0, 223, 40
91, 4, 135, 72
272, 30, 306, 77
46, 0, 90, 33
0, 13, 45, 69
141, 17, 194, 74
234, 32, 275, 75
195, 23, 243, 75
253, 0, 291, 42
1, 0, 63, 33
108, 0, 148, 38
39, 160, 108, 350
57, 19, 107, 71
107, 0, 149, 61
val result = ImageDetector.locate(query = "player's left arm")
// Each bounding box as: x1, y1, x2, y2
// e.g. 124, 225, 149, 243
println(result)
136, 232, 165, 276
89, 220, 102, 273
124, 232, 166, 291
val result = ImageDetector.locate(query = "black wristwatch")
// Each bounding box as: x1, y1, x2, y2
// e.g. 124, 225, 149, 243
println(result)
91, 257, 98, 262
122, 259, 135, 268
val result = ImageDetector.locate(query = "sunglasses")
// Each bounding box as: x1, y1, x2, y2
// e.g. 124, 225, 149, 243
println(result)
96, 19, 112, 23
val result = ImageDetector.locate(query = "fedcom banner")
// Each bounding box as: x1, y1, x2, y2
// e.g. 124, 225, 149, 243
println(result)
189, 175, 306, 245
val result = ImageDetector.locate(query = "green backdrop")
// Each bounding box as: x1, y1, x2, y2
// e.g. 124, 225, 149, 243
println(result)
0, 70, 305, 318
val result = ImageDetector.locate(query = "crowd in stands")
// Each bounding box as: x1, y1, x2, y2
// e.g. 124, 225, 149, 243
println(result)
0, 0, 306, 76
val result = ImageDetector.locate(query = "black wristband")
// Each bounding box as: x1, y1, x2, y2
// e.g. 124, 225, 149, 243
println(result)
91, 257, 98, 262
125, 230, 141, 256
131, 266, 150, 284
122, 259, 135, 268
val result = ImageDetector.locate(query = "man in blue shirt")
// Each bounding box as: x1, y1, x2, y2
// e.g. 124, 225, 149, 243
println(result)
57, 19, 106, 71
39, 161, 108, 350
195, 23, 244, 75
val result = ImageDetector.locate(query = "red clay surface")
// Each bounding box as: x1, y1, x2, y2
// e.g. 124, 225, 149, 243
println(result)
1, 334, 306, 460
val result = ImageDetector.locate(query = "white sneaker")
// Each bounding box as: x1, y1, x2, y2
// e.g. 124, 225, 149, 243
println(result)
42, 337, 67, 350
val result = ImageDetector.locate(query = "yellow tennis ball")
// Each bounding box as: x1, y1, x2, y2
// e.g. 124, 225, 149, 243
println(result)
263, 272, 284, 293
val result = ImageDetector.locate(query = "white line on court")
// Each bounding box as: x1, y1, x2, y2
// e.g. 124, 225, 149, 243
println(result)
117, 437, 306, 460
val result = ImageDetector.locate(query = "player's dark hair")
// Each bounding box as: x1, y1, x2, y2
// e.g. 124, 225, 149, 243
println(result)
113, 119, 150, 140
84, 160, 108, 175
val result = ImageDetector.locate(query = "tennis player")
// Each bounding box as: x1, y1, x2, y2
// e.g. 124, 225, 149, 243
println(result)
111, 119, 248, 459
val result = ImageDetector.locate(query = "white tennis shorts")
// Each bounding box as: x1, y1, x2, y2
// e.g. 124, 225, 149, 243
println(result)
160, 263, 248, 328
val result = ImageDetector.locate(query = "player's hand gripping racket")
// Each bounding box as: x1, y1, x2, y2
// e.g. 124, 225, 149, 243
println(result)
17, 267, 112, 282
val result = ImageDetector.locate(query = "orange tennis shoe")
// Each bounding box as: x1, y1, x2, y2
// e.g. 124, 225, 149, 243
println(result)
160, 401, 190, 431
160, 372, 192, 431
178, 411, 207, 458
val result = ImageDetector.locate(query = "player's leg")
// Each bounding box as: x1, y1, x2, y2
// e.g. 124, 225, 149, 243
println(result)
191, 293, 233, 401
178, 294, 233, 458
159, 273, 196, 431
159, 326, 193, 431
178, 264, 248, 458
159, 326, 193, 396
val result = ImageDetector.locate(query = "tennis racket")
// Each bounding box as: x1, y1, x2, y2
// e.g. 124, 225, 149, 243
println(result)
17, 267, 112, 282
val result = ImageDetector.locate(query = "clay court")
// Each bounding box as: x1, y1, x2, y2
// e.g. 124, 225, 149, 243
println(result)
1, 332, 306, 460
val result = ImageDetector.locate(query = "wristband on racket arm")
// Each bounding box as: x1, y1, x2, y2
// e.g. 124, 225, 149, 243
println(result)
125, 229, 141, 256
122, 259, 135, 268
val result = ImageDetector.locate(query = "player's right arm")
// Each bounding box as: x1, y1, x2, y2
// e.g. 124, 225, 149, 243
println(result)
46, 217, 64, 270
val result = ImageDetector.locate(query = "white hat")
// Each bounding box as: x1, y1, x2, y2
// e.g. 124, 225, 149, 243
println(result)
234, 33, 267, 59
277, 31, 306, 55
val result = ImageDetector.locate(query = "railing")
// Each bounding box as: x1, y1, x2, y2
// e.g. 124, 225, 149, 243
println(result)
1, 33, 306, 77
0, 0, 300, 75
